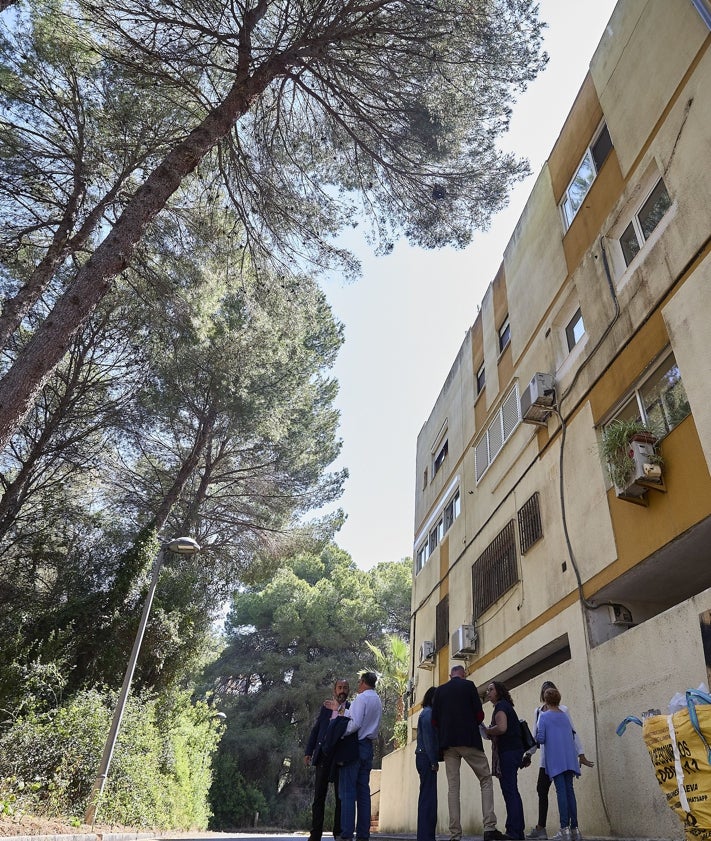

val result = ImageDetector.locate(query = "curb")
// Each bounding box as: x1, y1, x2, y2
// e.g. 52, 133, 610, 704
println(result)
4, 834, 156, 841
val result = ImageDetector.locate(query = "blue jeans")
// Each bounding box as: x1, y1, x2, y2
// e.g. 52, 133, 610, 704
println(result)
416, 752, 438, 841
552, 771, 578, 829
498, 749, 525, 840
338, 739, 374, 840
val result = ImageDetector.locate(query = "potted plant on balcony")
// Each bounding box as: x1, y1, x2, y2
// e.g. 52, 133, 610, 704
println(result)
600, 418, 663, 496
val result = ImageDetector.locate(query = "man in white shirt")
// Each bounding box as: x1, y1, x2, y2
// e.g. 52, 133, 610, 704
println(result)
326, 671, 383, 841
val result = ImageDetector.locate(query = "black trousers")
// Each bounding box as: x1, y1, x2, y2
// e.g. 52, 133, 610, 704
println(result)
309, 760, 341, 841
536, 766, 553, 828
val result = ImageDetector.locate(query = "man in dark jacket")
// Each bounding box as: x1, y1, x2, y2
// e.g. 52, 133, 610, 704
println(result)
431, 665, 504, 841
305, 679, 350, 841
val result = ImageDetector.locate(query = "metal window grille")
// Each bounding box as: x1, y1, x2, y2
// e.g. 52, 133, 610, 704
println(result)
435, 595, 449, 651
518, 492, 543, 555
471, 521, 517, 620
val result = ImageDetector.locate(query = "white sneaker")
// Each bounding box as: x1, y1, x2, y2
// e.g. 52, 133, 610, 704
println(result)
550, 831, 570, 841
570, 830, 583, 841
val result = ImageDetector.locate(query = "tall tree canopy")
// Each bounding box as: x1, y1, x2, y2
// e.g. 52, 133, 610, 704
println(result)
0, 0, 547, 447
204, 547, 411, 828
0, 243, 346, 709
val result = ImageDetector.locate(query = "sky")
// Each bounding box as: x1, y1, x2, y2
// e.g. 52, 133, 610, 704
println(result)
319, 0, 618, 570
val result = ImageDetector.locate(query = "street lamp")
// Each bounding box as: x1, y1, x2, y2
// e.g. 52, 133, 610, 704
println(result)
84, 536, 201, 826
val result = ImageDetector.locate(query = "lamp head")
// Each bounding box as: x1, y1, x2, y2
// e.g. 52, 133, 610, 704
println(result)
166, 536, 201, 555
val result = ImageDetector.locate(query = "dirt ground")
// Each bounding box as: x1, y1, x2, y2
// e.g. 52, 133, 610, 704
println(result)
0, 815, 148, 838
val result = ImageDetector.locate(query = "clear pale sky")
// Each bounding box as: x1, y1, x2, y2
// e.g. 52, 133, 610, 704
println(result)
320, 0, 618, 570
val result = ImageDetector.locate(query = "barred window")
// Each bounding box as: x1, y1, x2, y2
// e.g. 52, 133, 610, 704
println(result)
518, 492, 543, 555
472, 521, 518, 620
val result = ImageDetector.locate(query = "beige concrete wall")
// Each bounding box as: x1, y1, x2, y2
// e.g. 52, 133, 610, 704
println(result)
385, 588, 711, 838
503, 167, 568, 367
589, 585, 711, 839
662, 252, 711, 473
592, 0, 708, 178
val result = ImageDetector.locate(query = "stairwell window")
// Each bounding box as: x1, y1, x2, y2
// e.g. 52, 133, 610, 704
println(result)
433, 438, 448, 476
498, 316, 511, 353
565, 308, 585, 352
560, 123, 613, 230
476, 363, 486, 395
619, 179, 672, 266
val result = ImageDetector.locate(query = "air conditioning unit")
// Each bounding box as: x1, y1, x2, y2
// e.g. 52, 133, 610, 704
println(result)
616, 439, 664, 498
451, 624, 478, 658
608, 603, 634, 626
520, 373, 556, 425
418, 640, 435, 669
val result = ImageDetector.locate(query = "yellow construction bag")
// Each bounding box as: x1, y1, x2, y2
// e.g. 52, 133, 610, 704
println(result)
618, 689, 711, 840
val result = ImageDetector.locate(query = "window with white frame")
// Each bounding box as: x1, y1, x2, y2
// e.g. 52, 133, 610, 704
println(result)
415, 487, 461, 574
498, 316, 510, 353
560, 123, 613, 230
619, 178, 672, 266
565, 307, 585, 352
474, 384, 521, 481
609, 349, 691, 438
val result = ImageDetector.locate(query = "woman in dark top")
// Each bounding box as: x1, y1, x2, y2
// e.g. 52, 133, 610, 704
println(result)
484, 681, 525, 840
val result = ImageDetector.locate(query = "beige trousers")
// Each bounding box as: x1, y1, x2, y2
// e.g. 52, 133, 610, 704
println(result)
443, 745, 497, 837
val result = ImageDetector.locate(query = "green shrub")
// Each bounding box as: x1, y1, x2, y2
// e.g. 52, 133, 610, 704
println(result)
0, 688, 222, 829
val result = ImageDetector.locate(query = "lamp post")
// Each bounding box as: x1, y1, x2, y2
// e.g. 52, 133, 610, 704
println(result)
84, 536, 201, 826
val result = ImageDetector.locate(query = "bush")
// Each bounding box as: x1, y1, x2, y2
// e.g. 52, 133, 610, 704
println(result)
0, 688, 222, 829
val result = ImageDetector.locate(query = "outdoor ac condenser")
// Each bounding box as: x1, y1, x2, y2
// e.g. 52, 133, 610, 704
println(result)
418, 640, 435, 669
520, 372, 556, 425
451, 624, 478, 658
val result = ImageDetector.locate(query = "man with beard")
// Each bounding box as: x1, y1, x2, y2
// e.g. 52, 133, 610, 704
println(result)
305, 678, 351, 841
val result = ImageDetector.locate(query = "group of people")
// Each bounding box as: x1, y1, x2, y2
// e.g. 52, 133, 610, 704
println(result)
416, 667, 594, 841
304, 672, 383, 841
302, 668, 593, 841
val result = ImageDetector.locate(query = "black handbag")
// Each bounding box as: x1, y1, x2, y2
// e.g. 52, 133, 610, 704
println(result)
519, 718, 537, 751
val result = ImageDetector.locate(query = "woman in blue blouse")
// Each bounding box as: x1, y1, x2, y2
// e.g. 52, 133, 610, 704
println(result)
485, 681, 525, 840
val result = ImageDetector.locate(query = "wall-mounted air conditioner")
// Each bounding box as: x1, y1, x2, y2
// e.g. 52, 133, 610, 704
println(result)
451, 624, 478, 658
418, 640, 435, 669
520, 373, 556, 425
608, 603, 635, 626
615, 439, 664, 499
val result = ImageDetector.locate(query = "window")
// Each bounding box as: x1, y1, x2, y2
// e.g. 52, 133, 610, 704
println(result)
518, 492, 543, 555
498, 316, 511, 353
415, 487, 461, 574
474, 385, 521, 481
443, 489, 461, 531
435, 595, 449, 651
565, 308, 585, 352
416, 541, 430, 573
433, 439, 448, 476
619, 179, 672, 266
691, 0, 711, 29
560, 123, 613, 229
611, 350, 691, 438
472, 521, 517, 620
476, 363, 486, 395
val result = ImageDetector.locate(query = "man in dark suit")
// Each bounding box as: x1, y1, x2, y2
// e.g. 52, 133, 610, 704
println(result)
305, 679, 350, 841
432, 665, 505, 841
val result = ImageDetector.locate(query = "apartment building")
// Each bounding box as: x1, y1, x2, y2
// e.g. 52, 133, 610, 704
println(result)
379, 2, 711, 837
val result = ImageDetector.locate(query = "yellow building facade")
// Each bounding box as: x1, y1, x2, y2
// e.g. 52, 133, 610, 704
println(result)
380, 2, 711, 838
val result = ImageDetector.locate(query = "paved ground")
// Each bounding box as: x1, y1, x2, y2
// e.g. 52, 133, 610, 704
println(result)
2, 831, 679, 841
